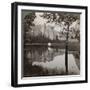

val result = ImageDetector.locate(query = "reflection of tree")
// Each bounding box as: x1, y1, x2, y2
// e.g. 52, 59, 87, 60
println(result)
40, 12, 80, 74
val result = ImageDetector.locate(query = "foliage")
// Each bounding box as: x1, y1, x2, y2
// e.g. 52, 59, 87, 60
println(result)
24, 12, 36, 43
40, 12, 80, 41
40, 12, 80, 25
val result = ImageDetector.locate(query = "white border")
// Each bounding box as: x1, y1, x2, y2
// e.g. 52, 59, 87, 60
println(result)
18, 5, 86, 84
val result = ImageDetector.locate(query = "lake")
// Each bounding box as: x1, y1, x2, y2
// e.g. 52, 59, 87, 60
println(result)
23, 45, 80, 77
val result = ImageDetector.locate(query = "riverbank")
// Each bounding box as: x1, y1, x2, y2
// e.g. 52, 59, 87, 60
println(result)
24, 41, 80, 51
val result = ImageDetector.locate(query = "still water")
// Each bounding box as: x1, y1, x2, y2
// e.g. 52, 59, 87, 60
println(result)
23, 46, 80, 77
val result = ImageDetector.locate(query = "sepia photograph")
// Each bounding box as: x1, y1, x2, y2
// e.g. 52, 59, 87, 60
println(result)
11, 2, 87, 87
22, 10, 80, 77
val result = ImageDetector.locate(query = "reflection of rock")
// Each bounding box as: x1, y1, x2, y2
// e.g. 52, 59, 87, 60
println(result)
32, 54, 80, 75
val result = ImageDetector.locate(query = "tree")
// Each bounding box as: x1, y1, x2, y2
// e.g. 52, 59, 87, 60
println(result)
69, 19, 80, 41
24, 12, 36, 43
40, 12, 80, 74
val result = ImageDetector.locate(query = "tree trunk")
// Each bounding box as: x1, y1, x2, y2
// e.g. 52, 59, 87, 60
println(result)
65, 24, 69, 74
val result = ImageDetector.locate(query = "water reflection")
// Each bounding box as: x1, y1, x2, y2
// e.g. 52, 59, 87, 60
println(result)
23, 46, 80, 77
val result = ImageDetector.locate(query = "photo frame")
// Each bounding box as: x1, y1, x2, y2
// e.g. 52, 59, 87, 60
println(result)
11, 2, 88, 87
